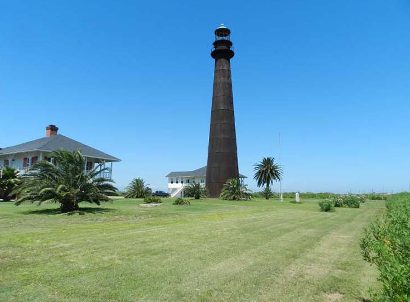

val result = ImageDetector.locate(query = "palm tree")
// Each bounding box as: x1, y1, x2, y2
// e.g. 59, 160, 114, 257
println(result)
15, 150, 117, 213
184, 183, 207, 199
220, 178, 251, 200
124, 178, 152, 198
0, 167, 20, 201
254, 157, 282, 199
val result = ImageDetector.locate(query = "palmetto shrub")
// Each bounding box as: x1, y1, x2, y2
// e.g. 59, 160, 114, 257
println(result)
0, 167, 20, 201
261, 187, 274, 200
184, 183, 207, 199
220, 178, 251, 201
173, 198, 190, 205
125, 178, 152, 198
360, 194, 410, 301
318, 200, 335, 212
14, 150, 117, 213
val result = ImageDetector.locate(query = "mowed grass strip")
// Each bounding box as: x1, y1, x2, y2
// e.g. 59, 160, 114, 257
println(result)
0, 199, 384, 302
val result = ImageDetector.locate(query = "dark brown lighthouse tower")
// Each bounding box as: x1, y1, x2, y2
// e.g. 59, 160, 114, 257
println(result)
206, 24, 239, 198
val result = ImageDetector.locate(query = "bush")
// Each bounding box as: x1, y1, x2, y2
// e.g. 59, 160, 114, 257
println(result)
125, 178, 152, 198
367, 193, 388, 201
282, 192, 337, 199
318, 200, 335, 212
143, 196, 162, 204
342, 195, 361, 208
360, 195, 410, 301
332, 196, 344, 207
0, 167, 20, 201
173, 198, 190, 206
262, 187, 273, 200
220, 178, 252, 201
184, 183, 207, 199
331, 195, 361, 208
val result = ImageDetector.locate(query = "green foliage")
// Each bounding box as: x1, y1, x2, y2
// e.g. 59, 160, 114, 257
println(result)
318, 200, 335, 212
184, 183, 207, 199
262, 186, 273, 200
125, 178, 152, 198
366, 193, 388, 201
360, 195, 410, 301
341, 195, 361, 208
331, 195, 362, 208
254, 157, 282, 199
173, 198, 190, 205
14, 150, 117, 213
220, 178, 251, 201
143, 196, 162, 204
282, 192, 337, 199
0, 167, 20, 201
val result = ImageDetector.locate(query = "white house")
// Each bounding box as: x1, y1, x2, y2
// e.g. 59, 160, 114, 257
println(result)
166, 166, 246, 197
0, 125, 120, 178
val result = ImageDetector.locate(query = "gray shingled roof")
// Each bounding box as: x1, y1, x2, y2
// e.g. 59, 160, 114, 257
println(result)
166, 166, 246, 178
0, 134, 120, 162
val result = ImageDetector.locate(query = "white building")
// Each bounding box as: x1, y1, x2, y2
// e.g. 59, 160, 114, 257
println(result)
0, 125, 120, 178
166, 166, 246, 197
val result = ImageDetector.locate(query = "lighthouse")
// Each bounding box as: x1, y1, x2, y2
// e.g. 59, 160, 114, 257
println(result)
206, 24, 239, 198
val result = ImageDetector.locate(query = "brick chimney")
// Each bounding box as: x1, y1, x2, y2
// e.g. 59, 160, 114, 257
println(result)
46, 125, 59, 137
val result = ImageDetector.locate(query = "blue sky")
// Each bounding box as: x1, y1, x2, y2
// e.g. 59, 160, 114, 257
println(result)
1, 0, 410, 193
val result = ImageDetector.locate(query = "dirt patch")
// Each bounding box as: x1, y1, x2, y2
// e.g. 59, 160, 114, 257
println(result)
323, 292, 344, 302
139, 203, 162, 208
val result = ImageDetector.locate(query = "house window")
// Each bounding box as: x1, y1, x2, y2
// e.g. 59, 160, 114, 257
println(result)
86, 161, 93, 171
181, 180, 184, 184
201, 179, 205, 183
186, 179, 190, 184
170, 178, 173, 184
176, 178, 179, 184
3, 159, 9, 167
31, 156, 38, 165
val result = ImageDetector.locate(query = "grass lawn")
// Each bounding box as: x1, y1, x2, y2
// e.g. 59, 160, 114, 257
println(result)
0, 198, 384, 302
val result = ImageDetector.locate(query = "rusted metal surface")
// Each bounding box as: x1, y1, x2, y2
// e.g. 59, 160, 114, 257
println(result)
206, 26, 239, 198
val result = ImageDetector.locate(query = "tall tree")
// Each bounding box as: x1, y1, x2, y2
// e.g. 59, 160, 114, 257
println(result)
15, 150, 117, 212
254, 157, 282, 199
0, 167, 20, 201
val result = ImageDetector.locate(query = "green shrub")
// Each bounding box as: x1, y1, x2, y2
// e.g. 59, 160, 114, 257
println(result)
220, 178, 252, 201
143, 196, 162, 204
318, 200, 335, 212
125, 178, 152, 198
173, 198, 190, 206
0, 167, 20, 201
262, 187, 273, 200
332, 196, 344, 207
342, 195, 361, 208
366, 193, 388, 201
360, 195, 410, 301
184, 183, 207, 199
331, 195, 361, 208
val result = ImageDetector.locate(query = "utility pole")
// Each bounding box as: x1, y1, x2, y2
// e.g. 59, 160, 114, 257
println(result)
278, 132, 283, 202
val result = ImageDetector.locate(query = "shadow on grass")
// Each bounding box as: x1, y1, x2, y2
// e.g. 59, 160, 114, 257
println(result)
23, 207, 116, 215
